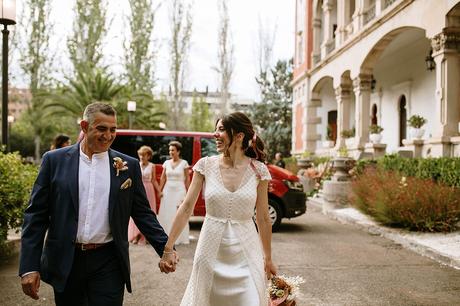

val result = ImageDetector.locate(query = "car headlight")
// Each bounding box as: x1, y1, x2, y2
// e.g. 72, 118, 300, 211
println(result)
283, 180, 303, 191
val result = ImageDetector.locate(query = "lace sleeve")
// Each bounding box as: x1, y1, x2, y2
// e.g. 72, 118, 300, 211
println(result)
183, 159, 190, 168
253, 160, 271, 181
192, 157, 207, 175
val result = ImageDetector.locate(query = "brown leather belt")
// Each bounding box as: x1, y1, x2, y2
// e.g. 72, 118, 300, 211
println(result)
75, 242, 111, 251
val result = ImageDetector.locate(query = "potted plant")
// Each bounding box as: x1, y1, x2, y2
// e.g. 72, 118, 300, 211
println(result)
407, 115, 427, 139
369, 124, 383, 144
341, 127, 355, 147
323, 124, 334, 148
297, 151, 313, 168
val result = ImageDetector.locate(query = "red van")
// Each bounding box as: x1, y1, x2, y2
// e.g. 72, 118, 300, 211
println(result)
111, 129, 306, 231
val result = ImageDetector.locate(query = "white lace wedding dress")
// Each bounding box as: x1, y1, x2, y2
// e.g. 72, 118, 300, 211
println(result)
180, 156, 271, 306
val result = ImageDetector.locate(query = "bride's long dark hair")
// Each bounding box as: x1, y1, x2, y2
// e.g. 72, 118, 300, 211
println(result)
216, 112, 267, 162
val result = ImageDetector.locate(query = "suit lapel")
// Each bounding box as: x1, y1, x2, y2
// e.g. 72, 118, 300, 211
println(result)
108, 149, 120, 222
67, 144, 80, 215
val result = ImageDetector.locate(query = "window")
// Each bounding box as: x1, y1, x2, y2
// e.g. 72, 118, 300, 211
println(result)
111, 135, 194, 165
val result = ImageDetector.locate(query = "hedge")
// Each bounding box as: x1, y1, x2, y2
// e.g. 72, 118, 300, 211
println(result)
355, 154, 460, 188
0, 151, 38, 256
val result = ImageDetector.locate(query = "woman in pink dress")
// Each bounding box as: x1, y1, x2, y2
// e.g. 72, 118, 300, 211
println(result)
128, 145, 162, 244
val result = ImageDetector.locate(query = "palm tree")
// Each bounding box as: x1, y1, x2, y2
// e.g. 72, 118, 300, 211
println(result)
42, 67, 125, 119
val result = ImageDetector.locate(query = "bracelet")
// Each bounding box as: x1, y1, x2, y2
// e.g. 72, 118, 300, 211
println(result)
163, 250, 174, 255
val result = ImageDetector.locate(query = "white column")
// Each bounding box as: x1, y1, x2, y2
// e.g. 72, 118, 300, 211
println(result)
306, 94, 322, 152
335, 81, 352, 148
431, 29, 460, 137
352, 0, 365, 33
320, 0, 333, 59
353, 74, 372, 149
336, 0, 346, 46
312, 17, 322, 65
428, 29, 460, 156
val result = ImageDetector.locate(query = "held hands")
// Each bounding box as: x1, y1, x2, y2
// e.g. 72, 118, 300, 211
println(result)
158, 250, 179, 274
264, 258, 277, 280
21, 272, 40, 300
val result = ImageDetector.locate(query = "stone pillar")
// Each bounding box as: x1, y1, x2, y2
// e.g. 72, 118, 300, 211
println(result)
375, 0, 383, 16
402, 139, 424, 158
306, 95, 322, 152
336, 0, 346, 46
352, 73, 372, 150
428, 28, 460, 156
364, 143, 386, 158
352, 0, 365, 32
334, 79, 352, 149
320, 0, 333, 59
312, 17, 322, 65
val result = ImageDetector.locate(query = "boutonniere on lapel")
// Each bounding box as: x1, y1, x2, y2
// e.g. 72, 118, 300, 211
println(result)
113, 157, 128, 176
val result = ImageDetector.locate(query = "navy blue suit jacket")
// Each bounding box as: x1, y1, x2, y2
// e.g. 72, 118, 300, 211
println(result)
19, 143, 168, 292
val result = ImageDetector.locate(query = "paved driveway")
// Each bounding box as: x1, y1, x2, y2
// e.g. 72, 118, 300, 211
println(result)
2, 211, 460, 305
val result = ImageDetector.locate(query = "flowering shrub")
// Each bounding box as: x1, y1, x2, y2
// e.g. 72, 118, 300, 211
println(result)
350, 168, 460, 232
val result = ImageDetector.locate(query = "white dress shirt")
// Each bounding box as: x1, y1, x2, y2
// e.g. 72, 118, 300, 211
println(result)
77, 149, 113, 243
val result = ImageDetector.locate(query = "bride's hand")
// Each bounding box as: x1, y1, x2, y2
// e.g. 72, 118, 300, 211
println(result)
264, 258, 277, 280
159, 250, 178, 273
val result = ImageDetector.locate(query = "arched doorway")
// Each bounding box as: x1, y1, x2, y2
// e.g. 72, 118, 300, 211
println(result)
328, 110, 337, 143
399, 95, 407, 146
371, 104, 377, 125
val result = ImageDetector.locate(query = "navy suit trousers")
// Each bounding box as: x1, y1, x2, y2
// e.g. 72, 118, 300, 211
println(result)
53, 243, 124, 306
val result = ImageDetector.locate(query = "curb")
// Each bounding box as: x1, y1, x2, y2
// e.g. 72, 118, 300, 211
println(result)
307, 198, 460, 270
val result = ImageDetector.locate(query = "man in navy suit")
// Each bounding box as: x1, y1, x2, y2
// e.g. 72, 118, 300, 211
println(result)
19, 102, 177, 305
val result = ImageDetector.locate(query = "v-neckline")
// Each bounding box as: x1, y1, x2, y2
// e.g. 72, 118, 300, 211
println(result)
170, 159, 182, 170
217, 158, 252, 193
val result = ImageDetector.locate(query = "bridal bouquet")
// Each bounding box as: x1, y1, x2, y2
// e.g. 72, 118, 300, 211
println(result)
267, 275, 305, 306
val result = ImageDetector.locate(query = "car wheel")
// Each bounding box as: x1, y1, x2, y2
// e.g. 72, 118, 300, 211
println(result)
268, 199, 282, 232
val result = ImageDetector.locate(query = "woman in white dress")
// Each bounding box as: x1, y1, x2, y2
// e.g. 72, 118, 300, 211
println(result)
158, 141, 190, 245
159, 112, 277, 306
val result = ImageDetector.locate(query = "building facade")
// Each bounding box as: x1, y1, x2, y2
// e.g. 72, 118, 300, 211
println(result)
161, 87, 255, 115
292, 0, 460, 158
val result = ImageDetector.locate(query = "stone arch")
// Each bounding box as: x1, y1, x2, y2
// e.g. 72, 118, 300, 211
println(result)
360, 26, 427, 71
446, 2, 460, 27
309, 76, 335, 151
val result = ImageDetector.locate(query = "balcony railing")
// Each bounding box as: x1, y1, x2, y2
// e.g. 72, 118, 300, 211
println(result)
363, 4, 376, 25
312, 54, 321, 66
383, 0, 397, 10
326, 40, 336, 55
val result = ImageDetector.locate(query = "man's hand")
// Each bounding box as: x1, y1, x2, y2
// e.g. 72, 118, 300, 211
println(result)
21, 272, 40, 300
158, 251, 179, 273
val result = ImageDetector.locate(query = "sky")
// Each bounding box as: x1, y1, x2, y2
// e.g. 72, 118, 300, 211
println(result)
14, 0, 295, 101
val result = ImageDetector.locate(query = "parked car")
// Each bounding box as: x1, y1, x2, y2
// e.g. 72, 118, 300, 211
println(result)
111, 129, 306, 231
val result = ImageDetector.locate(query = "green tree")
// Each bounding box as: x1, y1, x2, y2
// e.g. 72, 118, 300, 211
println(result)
42, 68, 125, 119
17, 0, 55, 161
189, 94, 213, 132
124, 0, 160, 93
251, 59, 293, 159
168, 0, 193, 130
67, 0, 108, 72
214, 0, 234, 115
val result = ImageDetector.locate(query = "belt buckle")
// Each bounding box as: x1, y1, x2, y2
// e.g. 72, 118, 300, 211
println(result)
79, 243, 89, 251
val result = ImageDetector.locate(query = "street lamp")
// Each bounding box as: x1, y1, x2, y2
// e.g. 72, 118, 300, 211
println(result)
127, 100, 136, 129
0, 0, 16, 150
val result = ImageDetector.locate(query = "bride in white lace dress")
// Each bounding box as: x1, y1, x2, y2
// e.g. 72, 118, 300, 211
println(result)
159, 112, 277, 306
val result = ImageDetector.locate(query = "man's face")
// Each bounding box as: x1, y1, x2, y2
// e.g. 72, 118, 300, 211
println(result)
81, 112, 117, 154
